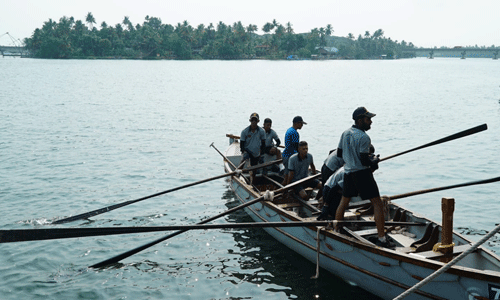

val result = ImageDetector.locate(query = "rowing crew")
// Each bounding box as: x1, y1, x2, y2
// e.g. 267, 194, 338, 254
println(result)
239, 107, 393, 248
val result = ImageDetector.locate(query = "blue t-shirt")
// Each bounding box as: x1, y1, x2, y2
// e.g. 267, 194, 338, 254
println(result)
283, 127, 299, 159
288, 153, 313, 182
337, 125, 371, 174
240, 126, 266, 157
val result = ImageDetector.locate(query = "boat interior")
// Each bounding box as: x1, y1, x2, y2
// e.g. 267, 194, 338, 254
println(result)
224, 138, 500, 272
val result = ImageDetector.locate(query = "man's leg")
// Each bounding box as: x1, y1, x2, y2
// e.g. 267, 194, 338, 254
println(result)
370, 196, 386, 238
314, 181, 323, 200
298, 189, 308, 200
335, 196, 351, 222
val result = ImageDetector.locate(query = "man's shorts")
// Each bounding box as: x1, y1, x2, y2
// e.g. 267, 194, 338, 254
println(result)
283, 157, 290, 175
321, 164, 334, 186
323, 185, 343, 213
342, 168, 380, 199
243, 152, 260, 166
293, 179, 320, 194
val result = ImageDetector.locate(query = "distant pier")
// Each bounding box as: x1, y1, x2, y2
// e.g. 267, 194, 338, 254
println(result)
0, 45, 30, 57
404, 47, 499, 59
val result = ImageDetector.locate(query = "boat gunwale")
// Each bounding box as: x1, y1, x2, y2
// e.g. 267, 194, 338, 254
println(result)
222, 155, 500, 284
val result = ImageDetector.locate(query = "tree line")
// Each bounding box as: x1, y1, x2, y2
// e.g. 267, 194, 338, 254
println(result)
24, 13, 416, 59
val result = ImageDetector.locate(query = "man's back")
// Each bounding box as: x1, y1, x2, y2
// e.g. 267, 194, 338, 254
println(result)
283, 127, 299, 159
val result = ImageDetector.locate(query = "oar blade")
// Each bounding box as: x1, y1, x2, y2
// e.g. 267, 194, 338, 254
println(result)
380, 123, 487, 162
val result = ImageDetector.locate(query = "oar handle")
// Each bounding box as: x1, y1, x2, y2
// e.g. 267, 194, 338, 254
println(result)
380, 124, 487, 162
1, 221, 425, 243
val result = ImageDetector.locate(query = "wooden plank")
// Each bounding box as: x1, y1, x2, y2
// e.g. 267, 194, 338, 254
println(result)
343, 226, 377, 246
409, 244, 472, 259
263, 174, 284, 188
277, 203, 301, 209
388, 232, 415, 248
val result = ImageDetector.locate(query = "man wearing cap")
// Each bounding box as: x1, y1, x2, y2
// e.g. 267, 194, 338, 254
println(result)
240, 113, 266, 170
335, 107, 393, 248
282, 116, 306, 180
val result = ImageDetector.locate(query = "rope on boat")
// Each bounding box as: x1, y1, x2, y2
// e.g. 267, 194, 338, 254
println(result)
311, 226, 323, 279
393, 222, 500, 300
263, 190, 274, 201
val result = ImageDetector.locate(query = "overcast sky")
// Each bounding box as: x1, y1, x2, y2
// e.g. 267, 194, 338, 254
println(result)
1, 0, 499, 48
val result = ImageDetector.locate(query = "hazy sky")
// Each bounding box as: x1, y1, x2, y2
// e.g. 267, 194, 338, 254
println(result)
1, 0, 499, 48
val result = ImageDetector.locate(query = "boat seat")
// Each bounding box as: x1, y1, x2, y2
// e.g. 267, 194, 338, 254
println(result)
409, 244, 473, 260
277, 202, 301, 209
388, 232, 415, 248
350, 226, 416, 249
353, 228, 378, 236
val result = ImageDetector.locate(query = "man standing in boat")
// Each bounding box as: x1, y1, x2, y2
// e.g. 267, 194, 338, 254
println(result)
318, 145, 374, 220
335, 107, 393, 247
240, 113, 266, 181
262, 118, 285, 172
282, 116, 306, 178
283, 141, 323, 200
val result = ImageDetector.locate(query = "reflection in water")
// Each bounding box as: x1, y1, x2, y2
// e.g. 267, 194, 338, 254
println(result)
221, 185, 381, 300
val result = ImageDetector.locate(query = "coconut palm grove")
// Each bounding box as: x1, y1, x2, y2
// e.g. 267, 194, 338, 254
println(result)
24, 13, 416, 59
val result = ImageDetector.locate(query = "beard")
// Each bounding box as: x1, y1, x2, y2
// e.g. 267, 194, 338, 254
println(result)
360, 122, 371, 131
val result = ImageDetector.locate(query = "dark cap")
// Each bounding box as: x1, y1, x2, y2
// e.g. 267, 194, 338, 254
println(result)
352, 107, 376, 120
249, 112, 260, 121
264, 118, 272, 124
292, 116, 307, 124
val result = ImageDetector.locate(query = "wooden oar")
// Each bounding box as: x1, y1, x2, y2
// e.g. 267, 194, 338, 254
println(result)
386, 175, 500, 201
88, 173, 321, 268
52, 159, 282, 225
0, 221, 424, 243
379, 124, 487, 162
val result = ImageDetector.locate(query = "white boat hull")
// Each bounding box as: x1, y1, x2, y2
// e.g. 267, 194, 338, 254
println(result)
224, 140, 500, 300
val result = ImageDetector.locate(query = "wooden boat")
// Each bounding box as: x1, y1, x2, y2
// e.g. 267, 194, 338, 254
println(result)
223, 136, 500, 300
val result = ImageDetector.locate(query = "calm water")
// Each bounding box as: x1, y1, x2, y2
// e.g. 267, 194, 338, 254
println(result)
1, 57, 499, 299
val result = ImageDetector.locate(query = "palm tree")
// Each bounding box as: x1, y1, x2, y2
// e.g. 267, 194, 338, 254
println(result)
262, 22, 273, 34
325, 24, 333, 36
364, 31, 370, 39
85, 12, 96, 30
347, 33, 354, 40
318, 27, 326, 46
123, 16, 133, 31
286, 22, 294, 34
372, 29, 384, 39
246, 24, 258, 34
272, 19, 279, 29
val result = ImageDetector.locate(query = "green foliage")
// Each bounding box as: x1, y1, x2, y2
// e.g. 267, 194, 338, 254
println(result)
24, 15, 415, 60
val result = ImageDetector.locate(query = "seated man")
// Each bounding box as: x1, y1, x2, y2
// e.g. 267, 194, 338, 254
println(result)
317, 167, 344, 220
283, 141, 322, 200
262, 118, 284, 172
